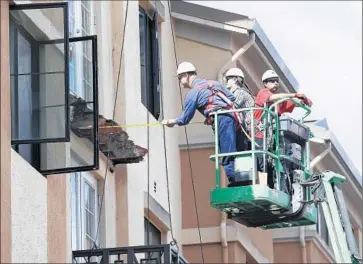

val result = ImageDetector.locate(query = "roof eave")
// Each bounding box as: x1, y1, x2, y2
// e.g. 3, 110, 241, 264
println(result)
170, 5, 299, 94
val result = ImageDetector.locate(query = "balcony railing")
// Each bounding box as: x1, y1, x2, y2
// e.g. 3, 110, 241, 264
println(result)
72, 244, 188, 264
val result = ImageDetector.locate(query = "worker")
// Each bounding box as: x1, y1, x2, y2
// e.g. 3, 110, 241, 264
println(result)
224, 67, 255, 152
161, 61, 241, 187
254, 69, 312, 186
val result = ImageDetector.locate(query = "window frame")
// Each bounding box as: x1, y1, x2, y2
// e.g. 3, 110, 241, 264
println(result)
10, 16, 41, 168
71, 171, 100, 251
9, 2, 99, 176
9, 2, 70, 144
39, 35, 99, 176
144, 218, 162, 262
139, 7, 161, 120
68, 0, 95, 100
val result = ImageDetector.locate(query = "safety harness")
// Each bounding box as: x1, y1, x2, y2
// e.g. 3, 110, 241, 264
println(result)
194, 80, 243, 128
194, 80, 263, 148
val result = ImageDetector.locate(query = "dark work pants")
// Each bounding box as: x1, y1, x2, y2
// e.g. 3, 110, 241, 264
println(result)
215, 114, 237, 179
255, 137, 274, 188
236, 122, 249, 152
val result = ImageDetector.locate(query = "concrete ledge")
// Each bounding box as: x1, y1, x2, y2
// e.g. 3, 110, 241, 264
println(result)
273, 226, 335, 262
144, 192, 171, 232
181, 226, 271, 263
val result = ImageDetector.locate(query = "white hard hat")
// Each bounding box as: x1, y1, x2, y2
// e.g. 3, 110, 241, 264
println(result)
176, 61, 196, 75
262, 70, 279, 82
225, 67, 245, 79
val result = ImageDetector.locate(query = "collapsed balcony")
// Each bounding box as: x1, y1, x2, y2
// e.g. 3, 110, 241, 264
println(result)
69, 94, 148, 167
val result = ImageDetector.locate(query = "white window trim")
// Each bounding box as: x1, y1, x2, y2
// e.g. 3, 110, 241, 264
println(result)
71, 171, 99, 251
68, 0, 95, 99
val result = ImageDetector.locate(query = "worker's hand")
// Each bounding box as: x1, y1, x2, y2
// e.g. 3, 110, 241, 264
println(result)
303, 98, 313, 107
295, 93, 307, 100
161, 119, 176, 127
257, 122, 265, 131
295, 98, 305, 105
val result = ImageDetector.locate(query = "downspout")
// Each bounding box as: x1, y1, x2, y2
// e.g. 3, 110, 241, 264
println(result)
217, 31, 256, 264
300, 141, 332, 263
217, 31, 256, 84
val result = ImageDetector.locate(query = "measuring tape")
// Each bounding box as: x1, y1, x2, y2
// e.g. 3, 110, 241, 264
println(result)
99, 121, 204, 129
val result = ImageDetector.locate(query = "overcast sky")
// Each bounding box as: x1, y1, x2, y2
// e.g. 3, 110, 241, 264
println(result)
187, 0, 362, 175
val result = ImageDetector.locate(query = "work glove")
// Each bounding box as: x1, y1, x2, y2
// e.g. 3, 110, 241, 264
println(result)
257, 122, 265, 131
303, 98, 313, 107
161, 119, 176, 128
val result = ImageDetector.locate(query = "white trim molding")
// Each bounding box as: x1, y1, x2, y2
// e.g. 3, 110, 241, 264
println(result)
182, 226, 272, 263
273, 226, 335, 263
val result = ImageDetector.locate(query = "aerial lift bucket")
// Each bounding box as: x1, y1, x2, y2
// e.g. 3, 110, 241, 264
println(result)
209, 99, 317, 229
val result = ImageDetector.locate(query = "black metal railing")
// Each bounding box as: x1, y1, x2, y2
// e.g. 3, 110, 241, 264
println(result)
72, 244, 188, 264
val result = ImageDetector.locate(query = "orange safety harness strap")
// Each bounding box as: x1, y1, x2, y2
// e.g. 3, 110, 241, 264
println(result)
194, 80, 243, 129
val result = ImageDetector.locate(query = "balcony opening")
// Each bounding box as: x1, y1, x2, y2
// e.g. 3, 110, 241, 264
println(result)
9, 2, 100, 175
9, 2, 148, 176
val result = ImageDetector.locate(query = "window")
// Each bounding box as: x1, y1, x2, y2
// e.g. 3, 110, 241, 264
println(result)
68, 0, 94, 102
144, 218, 162, 262
10, 3, 70, 144
139, 8, 160, 120
9, 2, 99, 175
71, 172, 99, 251
10, 16, 41, 167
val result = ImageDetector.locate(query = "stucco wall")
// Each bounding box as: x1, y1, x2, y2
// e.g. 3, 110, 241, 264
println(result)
307, 240, 331, 263
273, 241, 303, 263
110, 0, 182, 247
11, 149, 48, 263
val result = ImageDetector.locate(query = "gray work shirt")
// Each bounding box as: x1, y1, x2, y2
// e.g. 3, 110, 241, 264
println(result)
229, 85, 255, 129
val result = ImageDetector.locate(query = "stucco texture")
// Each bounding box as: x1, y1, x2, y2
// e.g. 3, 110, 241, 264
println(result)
11, 150, 48, 263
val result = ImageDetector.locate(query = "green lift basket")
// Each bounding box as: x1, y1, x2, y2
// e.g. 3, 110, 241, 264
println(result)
209, 98, 317, 229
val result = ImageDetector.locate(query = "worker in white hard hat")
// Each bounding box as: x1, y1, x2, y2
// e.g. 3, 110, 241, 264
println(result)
161, 61, 242, 187
225, 67, 255, 153
254, 69, 313, 186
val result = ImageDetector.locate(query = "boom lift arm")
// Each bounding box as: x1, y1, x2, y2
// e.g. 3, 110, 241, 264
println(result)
302, 171, 362, 264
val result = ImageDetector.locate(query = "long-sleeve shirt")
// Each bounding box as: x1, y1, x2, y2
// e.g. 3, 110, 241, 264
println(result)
175, 78, 235, 126
229, 85, 255, 129
254, 88, 296, 138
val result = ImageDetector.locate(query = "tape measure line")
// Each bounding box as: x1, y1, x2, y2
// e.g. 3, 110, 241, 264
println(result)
98, 121, 204, 129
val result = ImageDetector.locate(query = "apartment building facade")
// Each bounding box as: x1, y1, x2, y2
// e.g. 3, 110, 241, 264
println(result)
170, 1, 362, 263
0, 0, 361, 263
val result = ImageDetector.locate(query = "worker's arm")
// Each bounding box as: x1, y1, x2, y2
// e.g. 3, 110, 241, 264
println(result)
212, 81, 236, 102
220, 86, 236, 102
268, 93, 297, 102
174, 89, 199, 126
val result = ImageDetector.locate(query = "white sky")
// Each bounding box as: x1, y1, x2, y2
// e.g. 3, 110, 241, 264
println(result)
187, 1, 362, 175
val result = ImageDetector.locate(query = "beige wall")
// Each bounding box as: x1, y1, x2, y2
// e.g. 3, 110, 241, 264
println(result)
181, 147, 221, 228
109, 0, 184, 249
47, 175, 70, 263
307, 241, 331, 263
11, 150, 48, 263
183, 242, 251, 263
274, 242, 303, 263
0, 0, 11, 262
183, 243, 223, 263
274, 239, 331, 264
